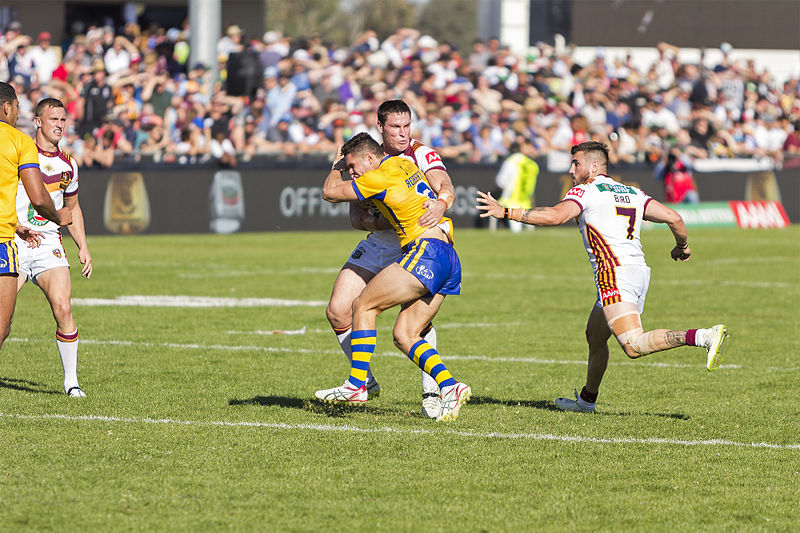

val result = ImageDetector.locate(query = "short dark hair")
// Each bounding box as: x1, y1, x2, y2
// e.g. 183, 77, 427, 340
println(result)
34, 97, 65, 118
341, 132, 383, 159
0, 81, 18, 107
376, 99, 410, 126
571, 141, 609, 167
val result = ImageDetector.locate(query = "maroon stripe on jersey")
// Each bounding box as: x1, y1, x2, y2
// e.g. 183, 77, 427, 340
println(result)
64, 190, 78, 197
40, 172, 64, 185
586, 223, 621, 271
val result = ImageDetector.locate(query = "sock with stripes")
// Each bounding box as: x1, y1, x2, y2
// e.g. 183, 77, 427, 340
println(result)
347, 329, 376, 388
407, 339, 456, 389
420, 323, 439, 394
56, 329, 79, 391
334, 325, 374, 383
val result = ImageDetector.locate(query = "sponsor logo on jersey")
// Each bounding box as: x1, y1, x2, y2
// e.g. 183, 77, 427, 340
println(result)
596, 183, 637, 195
567, 187, 585, 198
425, 151, 441, 165
415, 264, 434, 280
60, 171, 72, 190
28, 204, 48, 226
601, 288, 620, 300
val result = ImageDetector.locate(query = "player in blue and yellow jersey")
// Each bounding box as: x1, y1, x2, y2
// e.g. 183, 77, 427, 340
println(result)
315, 132, 470, 422
0, 81, 71, 353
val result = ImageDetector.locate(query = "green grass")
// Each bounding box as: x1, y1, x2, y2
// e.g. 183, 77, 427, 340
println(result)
2, 226, 799, 531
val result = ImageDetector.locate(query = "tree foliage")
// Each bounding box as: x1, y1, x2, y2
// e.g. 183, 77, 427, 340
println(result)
264, 0, 478, 51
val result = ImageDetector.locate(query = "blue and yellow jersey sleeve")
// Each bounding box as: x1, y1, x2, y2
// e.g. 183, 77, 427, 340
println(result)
0, 122, 40, 240
353, 156, 453, 248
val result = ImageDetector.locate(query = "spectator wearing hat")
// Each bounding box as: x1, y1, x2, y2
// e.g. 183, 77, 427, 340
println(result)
217, 24, 243, 61
28, 31, 59, 84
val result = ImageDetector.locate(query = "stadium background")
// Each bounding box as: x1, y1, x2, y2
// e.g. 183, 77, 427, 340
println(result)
2, 0, 797, 234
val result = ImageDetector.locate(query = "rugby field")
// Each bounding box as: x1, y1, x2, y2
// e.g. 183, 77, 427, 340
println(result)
2, 226, 798, 531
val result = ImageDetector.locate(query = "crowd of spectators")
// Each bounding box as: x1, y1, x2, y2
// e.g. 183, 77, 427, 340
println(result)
1, 19, 799, 171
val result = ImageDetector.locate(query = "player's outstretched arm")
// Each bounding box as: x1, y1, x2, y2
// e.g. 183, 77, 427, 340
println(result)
19, 168, 72, 226
64, 195, 92, 278
476, 191, 579, 227
643, 199, 691, 261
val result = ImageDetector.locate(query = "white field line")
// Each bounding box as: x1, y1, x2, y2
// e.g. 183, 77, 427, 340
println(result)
224, 322, 524, 335
71, 295, 327, 307
1, 412, 797, 450
8, 337, 744, 370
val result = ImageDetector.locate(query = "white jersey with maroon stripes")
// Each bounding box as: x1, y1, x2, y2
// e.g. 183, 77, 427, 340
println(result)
16, 146, 78, 237
561, 174, 652, 274
366, 139, 447, 246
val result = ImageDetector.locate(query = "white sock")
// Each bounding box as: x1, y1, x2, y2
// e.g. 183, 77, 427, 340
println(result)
421, 326, 439, 394
336, 327, 374, 383
694, 328, 710, 347
56, 329, 79, 391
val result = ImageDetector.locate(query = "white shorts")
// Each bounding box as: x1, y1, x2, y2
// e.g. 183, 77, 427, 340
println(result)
16, 234, 69, 283
595, 264, 650, 314
344, 235, 403, 274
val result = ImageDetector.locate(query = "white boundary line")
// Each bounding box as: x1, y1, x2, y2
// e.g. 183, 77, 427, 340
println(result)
1, 412, 797, 450
8, 337, 744, 370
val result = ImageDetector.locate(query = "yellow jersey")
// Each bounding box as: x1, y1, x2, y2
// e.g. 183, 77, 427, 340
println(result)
352, 155, 454, 248
0, 121, 40, 240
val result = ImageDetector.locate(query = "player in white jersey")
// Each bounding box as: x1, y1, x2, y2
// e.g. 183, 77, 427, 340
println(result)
15, 98, 93, 397
476, 141, 728, 413
325, 99, 456, 418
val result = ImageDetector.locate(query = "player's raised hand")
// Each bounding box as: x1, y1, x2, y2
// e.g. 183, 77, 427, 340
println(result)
476, 190, 503, 218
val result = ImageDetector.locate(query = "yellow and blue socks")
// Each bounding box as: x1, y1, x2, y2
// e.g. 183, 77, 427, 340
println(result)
347, 329, 376, 388
408, 339, 456, 388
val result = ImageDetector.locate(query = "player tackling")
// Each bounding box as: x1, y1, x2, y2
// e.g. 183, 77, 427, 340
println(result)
316, 132, 470, 422
16, 98, 92, 397
477, 141, 728, 413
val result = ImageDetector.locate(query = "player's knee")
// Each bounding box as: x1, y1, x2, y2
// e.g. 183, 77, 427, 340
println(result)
325, 299, 350, 328
391, 323, 416, 352
621, 342, 642, 359
51, 301, 73, 323
621, 331, 652, 358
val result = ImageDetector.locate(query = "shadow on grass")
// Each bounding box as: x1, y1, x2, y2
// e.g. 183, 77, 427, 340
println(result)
0, 376, 61, 395
471, 395, 690, 420
228, 395, 393, 418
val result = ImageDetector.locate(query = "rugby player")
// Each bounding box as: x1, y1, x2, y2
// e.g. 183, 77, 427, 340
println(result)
0, 82, 71, 357
477, 141, 728, 413
316, 132, 470, 422
324, 100, 456, 418
16, 98, 91, 397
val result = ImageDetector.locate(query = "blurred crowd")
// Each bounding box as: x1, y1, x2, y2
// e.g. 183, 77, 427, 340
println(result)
2, 19, 799, 170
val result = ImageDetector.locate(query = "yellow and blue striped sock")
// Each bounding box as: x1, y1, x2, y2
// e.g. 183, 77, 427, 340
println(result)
408, 339, 455, 388
348, 329, 376, 388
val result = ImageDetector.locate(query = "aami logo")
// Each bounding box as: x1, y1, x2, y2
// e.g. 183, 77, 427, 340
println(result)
730, 201, 790, 228
567, 187, 585, 198
601, 289, 620, 300
425, 152, 441, 165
